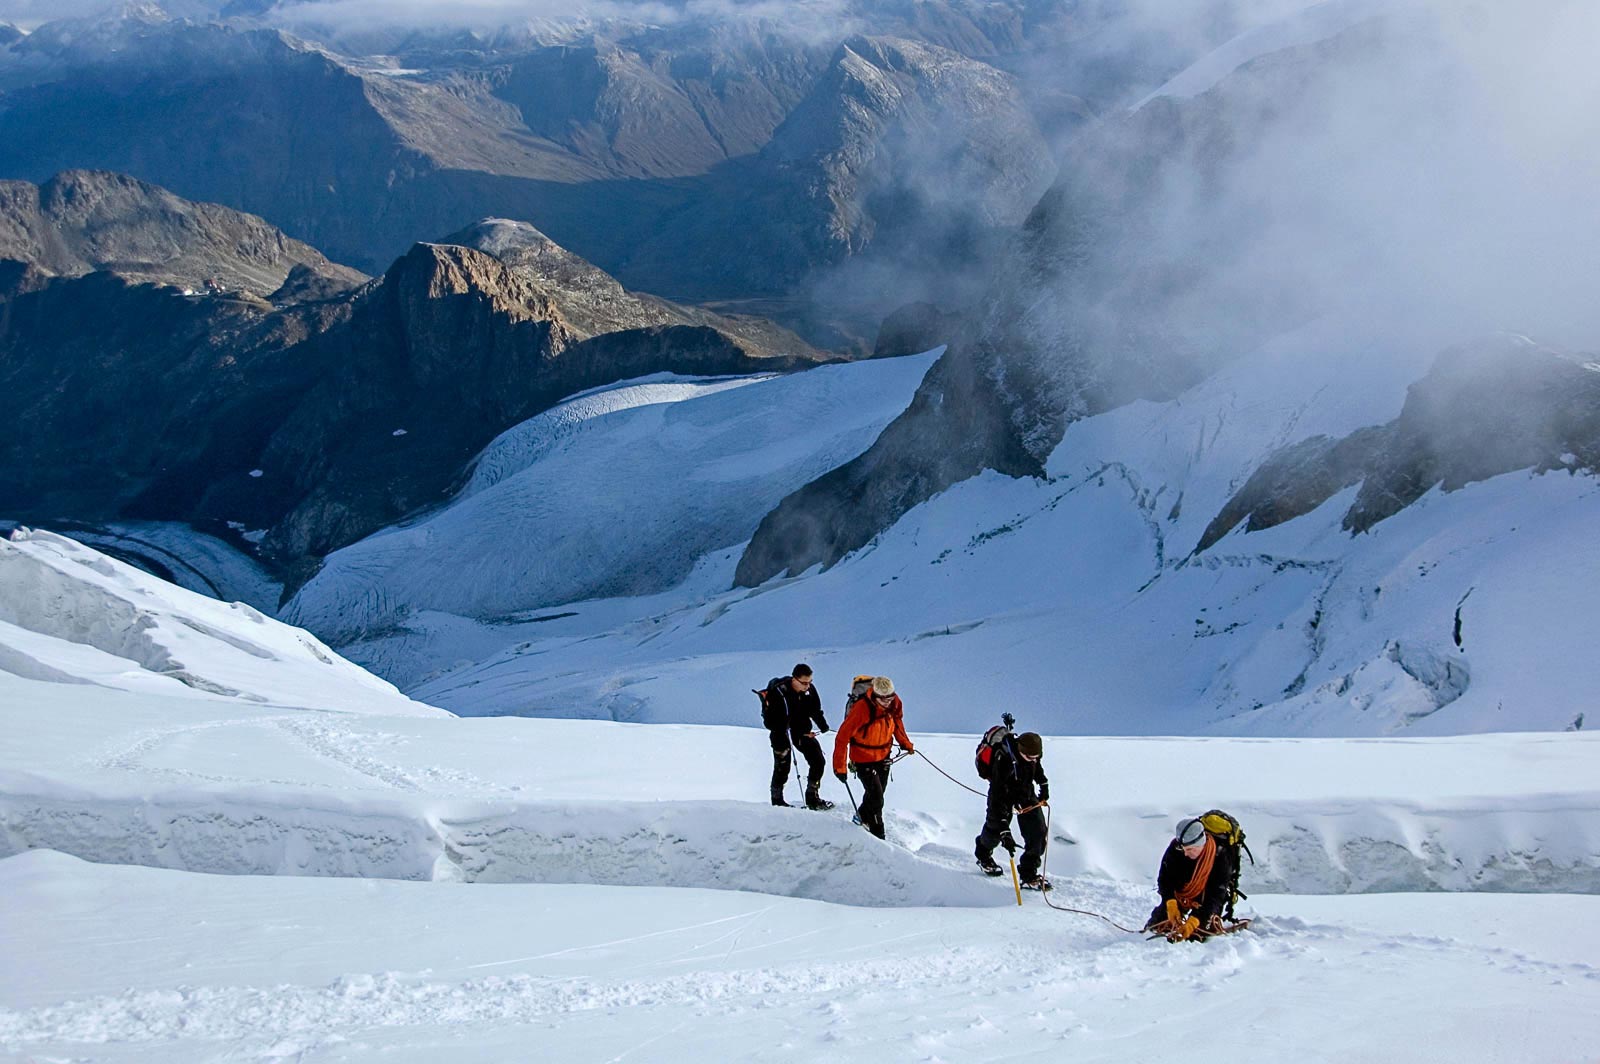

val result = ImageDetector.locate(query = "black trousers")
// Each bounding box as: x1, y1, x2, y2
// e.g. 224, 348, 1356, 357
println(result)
975, 790, 1047, 879
856, 760, 892, 839
769, 733, 827, 798
769, 733, 791, 798
793, 734, 825, 785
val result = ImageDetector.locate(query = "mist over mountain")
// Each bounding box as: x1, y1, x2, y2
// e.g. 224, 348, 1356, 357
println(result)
739, 0, 1600, 585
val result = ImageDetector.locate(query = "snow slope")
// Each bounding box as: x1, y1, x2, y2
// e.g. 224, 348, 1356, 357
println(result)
358, 316, 1600, 737
4, 850, 1597, 1063
5, 595, 1598, 898
3, 536, 1597, 1060
0, 528, 441, 717
284, 355, 938, 645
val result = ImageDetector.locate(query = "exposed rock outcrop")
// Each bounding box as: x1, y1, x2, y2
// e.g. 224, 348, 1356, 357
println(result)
872, 302, 964, 358
0, 170, 366, 298
1196, 336, 1600, 553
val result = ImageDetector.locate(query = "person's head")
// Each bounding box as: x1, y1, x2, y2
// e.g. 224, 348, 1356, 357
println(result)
790, 664, 812, 690
870, 675, 895, 703
1016, 732, 1043, 761
1175, 817, 1207, 857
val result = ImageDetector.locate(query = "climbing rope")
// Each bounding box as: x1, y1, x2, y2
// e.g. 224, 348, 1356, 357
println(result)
1039, 804, 1144, 933
912, 749, 1145, 932
912, 749, 987, 796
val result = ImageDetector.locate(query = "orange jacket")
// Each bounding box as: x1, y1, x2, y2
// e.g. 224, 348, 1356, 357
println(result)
832, 694, 911, 773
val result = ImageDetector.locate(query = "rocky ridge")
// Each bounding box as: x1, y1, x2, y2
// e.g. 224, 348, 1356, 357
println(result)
0, 170, 366, 298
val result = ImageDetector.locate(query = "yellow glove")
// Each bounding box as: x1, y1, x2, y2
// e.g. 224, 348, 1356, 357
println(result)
1165, 900, 1181, 926
1170, 916, 1200, 942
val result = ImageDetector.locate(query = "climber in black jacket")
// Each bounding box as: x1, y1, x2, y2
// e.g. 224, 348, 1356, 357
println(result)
974, 731, 1051, 889
764, 664, 832, 809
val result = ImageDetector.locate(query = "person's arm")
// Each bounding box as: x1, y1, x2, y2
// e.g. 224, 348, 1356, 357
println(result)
891, 699, 912, 753
833, 700, 865, 775
1035, 761, 1050, 803
809, 691, 829, 733
1155, 844, 1182, 902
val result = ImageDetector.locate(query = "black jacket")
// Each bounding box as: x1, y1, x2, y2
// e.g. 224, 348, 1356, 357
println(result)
986, 741, 1049, 808
765, 676, 829, 745
1155, 839, 1236, 925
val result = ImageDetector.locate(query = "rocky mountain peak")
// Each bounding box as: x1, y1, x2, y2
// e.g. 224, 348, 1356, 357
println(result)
0, 170, 366, 299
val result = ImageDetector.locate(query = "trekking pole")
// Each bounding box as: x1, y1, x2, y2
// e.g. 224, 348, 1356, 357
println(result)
842, 775, 862, 824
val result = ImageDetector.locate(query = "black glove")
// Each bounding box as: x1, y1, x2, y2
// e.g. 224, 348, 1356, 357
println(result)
818, 719, 830, 734
998, 829, 1016, 854
835, 771, 848, 783
1038, 784, 1050, 802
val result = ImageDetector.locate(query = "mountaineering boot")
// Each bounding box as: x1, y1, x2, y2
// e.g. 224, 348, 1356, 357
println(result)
771, 786, 791, 807
976, 854, 1004, 877
1020, 875, 1053, 892
805, 783, 835, 811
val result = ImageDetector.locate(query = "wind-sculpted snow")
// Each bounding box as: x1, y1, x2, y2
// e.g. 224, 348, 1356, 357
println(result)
5, 770, 1597, 900
0, 774, 998, 906
0, 530, 443, 717
4, 685, 1597, 898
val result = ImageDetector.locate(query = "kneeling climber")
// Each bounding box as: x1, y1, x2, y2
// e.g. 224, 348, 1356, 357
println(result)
1145, 816, 1236, 941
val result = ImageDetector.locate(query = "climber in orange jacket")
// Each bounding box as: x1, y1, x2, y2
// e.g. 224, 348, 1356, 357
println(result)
832, 675, 913, 839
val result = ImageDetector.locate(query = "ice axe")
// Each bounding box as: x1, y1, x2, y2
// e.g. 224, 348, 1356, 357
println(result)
1002, 830, 1021, 906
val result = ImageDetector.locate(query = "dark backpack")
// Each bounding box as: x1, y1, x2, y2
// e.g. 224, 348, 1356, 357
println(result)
753, 682, 787, 732
1196, 809, 1255, 921
845, 674, 874, 713
974, 724, 1013, 780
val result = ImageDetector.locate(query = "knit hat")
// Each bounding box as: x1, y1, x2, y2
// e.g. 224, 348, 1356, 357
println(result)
1176, 817, 1206, 847
1016, 732, 1043, 757
871, 675, 895, 697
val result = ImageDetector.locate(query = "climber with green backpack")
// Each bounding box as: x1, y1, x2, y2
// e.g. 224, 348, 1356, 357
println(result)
1144, 811, 1254, 941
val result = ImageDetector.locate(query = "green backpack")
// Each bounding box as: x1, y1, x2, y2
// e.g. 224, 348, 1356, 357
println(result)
1196, 809, 1255, 921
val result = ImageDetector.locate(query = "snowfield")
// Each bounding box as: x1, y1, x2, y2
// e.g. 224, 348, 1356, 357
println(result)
302, 320, 1600, 741
5, 850, 1598, 1064
2, 533, 1598, 1060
